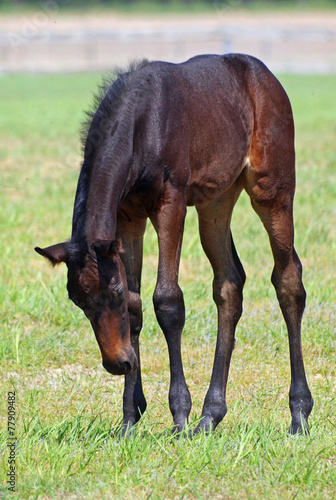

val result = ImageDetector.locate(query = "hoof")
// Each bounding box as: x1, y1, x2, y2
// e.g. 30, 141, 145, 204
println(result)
171, 423, 190, 439
288, 418, 310, 436
119, 421, 136, 440
193, 415, 216, 436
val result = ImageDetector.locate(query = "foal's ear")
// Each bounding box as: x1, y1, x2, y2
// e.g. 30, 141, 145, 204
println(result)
109, 238, 124, 255
34, 243, 68, 266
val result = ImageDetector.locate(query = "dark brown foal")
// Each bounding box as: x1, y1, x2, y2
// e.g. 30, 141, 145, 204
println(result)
35, 53, 313, 436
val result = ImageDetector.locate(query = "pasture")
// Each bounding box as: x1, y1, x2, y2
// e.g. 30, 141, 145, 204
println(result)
0, 71, 335, 499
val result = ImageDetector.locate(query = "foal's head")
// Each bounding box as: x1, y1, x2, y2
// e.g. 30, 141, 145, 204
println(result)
35, 239, 137, 375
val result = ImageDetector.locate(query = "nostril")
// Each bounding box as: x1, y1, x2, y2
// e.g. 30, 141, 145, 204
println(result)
120, 360, 132, 374
102, 357, 135, 375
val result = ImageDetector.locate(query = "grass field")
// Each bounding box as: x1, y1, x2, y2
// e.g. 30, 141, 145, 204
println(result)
0, 70, 335, 499
1, 0, 336, 15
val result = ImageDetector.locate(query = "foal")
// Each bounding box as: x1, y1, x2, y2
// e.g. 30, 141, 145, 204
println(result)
36, 54, 313, 436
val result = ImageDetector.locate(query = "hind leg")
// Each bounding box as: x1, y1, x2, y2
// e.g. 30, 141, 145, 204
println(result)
243, 131, 314, 433
251, 197, 313, 433
195, 185, 245, 433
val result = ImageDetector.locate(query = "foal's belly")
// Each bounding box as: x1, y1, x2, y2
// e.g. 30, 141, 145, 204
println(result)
186, 146, 249, 207
184, 105, 251, 207
186, 166, 243, 207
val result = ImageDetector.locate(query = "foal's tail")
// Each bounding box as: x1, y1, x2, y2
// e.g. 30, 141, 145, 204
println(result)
239, 54, 296, 206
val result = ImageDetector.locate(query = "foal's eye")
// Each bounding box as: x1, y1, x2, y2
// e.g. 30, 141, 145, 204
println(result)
111, 283, 124, 297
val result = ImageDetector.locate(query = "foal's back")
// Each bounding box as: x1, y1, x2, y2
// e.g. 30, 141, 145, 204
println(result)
132, 54, 292, 209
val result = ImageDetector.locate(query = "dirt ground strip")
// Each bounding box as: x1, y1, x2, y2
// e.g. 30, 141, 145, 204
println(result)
2, 10, 336, 33
1, 10, 336, 72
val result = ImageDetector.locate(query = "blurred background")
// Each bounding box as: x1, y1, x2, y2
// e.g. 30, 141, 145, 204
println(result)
1, 0, 336, 74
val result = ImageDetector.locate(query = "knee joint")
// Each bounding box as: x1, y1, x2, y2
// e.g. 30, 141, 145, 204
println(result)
128, 291, 142, 335
153, 283, 184, 310
153, 283, 185, 331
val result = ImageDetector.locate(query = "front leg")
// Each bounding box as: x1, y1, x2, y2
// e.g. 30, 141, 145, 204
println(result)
121, 328, 146, 437
117, 214, 147, 437
151, 187, 192, 433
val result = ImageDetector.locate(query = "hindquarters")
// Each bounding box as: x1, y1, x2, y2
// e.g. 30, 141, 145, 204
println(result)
236, 54, 296, 208
237, 55, 314, 433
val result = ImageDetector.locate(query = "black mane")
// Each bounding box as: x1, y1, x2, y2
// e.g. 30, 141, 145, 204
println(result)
80, 59, 151, 153
72, 59, 151, 241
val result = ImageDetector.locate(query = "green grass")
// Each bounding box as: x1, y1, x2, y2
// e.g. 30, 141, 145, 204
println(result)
1, 0, 336, 15
0, 71, 335, 499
